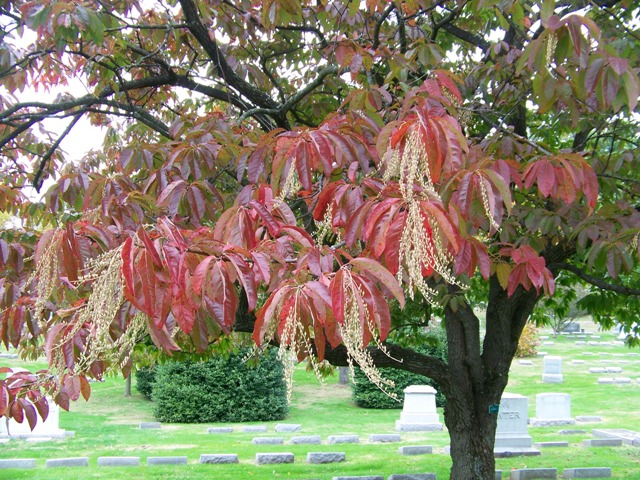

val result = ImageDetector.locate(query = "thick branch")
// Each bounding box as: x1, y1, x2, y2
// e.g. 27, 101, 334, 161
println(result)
556, 263, 640, 296
441, 23, 490, 51
372, 3, 396, 50
179, 0, 282, 125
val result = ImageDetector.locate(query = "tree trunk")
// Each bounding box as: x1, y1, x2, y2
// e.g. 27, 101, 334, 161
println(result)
446, 405, 497, 479
440, 280, 541, 479
124, 375, 132, 397
338, 366, 350, 385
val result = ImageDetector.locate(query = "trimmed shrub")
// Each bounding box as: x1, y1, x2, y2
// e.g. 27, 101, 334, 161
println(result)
151, 349, 288, 423
134, 366, 156, 400
515, 322, 540, 357
351, 328, 447, 408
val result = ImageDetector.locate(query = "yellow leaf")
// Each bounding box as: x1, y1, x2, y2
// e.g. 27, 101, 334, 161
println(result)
496, 263, 512, 290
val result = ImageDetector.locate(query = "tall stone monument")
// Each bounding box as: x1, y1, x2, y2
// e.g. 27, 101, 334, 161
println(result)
494, 393, 540, 457
395, 385, 443, 431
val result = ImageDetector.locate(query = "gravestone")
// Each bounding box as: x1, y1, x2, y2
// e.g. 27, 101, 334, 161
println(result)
542, 356, 563, 383
530, 393, 575, 426
0, 399, 65, 439
592, 429, 640, 446
395, 385, 443, 431
494, 393, 540, 457
562, 322, 580, 333
563, 467, 611, 478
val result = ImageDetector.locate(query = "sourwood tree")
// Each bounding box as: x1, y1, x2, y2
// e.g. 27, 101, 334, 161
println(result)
0, 1, 639, 478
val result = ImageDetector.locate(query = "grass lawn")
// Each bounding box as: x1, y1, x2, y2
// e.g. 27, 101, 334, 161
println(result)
1, 323, 639, 479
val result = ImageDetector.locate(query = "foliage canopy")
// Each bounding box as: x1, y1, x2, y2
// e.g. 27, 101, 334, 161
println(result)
0, 1, 638, 478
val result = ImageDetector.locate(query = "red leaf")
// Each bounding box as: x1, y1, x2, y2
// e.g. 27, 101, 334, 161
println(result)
33, 395, 49, 423
250, 200, 281, 236
225, 252, 258, 311
253, 286, 291, 345
10, 400, 23, 423
193, 256, 216, 295
330, 270, 346, 324
19, 399, 37, 431
0, 383, 8, 417
64, 375, 81, 402
54, 391, 70, 412
349, 257, 405, 308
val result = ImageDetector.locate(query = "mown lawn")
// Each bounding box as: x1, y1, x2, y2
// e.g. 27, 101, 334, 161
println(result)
1, 324, 639, 479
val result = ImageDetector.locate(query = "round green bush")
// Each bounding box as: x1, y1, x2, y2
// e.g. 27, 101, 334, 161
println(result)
134, 366, 156, 400
351, 328, 447, 408
151, 348, 288, 423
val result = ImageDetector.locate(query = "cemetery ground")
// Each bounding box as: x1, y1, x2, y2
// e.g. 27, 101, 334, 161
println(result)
1, 323, 640, 479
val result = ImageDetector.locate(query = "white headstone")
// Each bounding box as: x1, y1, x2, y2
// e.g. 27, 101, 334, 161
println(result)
395, 385, 443, 431
530, 393, 575, 426
542, 356, 563, 383
0, 400, 65, 438
494, 393, 540, 456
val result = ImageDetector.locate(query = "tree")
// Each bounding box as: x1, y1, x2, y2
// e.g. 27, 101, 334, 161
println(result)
0, 1, 639, 478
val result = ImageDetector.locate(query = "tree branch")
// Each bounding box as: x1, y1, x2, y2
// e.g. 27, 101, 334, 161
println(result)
372, 3, 396, 50
441, 23, 490, 51
32, 112, 85, 191
178, 0, 283, 127
556, 263, 640, 296
275, 25, 328, 50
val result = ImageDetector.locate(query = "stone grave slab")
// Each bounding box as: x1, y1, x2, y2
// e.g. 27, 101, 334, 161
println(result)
46, 457, 89, 468
368, 434, 401, 443
306, 452, 345, 464
97, 457, 140, 467
255, 452, 294, 464
242, 426, 268, 432
582, 439, 622, 447
562, 467, 612, 478
398, 446, 432, 455
0, 459, 37, 468
576, 416, 601, 422
139, 422, 161, 429
207, 427, 233, 433
327, 434, 359, 444
387, 474, 436, 480
510, 468, 557, 479
290, 435, 322, 444
592, 429, 640, 445
252, 437, 284, 444
533, 441, 569, 448
275, 423, 301, 432
200, 454, 238, 464
147, 456, 187, 465
332, 477, 384, 480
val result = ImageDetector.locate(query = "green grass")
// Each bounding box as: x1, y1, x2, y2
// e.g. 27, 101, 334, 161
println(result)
1, 323, 639, 479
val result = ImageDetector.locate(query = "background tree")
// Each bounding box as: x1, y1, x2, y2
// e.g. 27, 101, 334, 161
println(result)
0, 1, 639, 479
